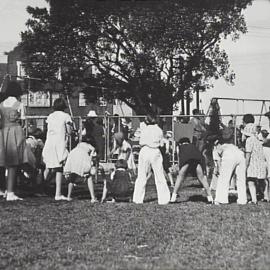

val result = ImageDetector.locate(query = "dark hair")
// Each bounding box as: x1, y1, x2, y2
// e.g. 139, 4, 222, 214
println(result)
243, 114, 255, 124
81, 135, 96, 147
31, 128, 44, 140
192, 109, 200, 115
115, 159, 128, 169
178, 137, 191, 144
5, 81, 22, 98
145, 113, 157, 125
96, 118, 103, 125
53, 98, 67, 111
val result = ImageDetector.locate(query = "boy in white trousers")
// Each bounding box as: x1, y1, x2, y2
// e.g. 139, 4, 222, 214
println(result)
133, 114, 170, 205
214, 138, 247, 205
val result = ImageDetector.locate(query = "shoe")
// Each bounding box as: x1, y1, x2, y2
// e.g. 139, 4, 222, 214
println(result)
248, 201, 258, 205
261, 198, 269, 202
0, 190, 6, 197
207, 195, 214, 204
67, 197, 73, 201
90, 198, 99, 203
214, 201, 228, 205
55, 195, 69, 201
170, 193, 177, 203
6, 193, 23, 201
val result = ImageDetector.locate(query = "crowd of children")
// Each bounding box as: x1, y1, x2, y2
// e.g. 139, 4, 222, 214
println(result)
0, 81, 270, 205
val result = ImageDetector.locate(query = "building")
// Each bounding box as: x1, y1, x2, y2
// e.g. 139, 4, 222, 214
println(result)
5, 45, 113, 119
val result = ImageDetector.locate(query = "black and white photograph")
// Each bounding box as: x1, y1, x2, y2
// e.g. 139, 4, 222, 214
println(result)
0, 0, 270, 269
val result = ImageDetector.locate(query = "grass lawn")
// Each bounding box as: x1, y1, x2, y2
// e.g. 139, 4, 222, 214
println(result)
1, 177, 270, 270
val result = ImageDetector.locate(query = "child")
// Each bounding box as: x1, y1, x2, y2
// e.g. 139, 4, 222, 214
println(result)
260, 129, 270, 202
170, 137, 213, 203
160, 131, 174, 187
242, 123, 267, 204
110, 132, 136, 174
64, 138, 98, 202
0, 81, 27, 201
214, 138, 247, 205
42, 98, 73, 201
101, 159, 133, 203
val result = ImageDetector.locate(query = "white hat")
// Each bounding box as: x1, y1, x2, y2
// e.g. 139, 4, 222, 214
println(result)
87, 110, 97, 117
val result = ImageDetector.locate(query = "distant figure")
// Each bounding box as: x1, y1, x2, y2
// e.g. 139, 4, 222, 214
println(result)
189, 108, 206, 152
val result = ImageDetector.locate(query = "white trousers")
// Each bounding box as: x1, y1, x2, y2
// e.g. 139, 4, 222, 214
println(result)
215, 153, 247, 204
133, 146, 170, 205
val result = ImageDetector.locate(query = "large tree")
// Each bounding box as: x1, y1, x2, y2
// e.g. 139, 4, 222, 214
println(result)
21, 0, 252, 114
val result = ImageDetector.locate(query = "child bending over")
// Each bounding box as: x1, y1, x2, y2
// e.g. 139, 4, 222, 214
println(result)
170, 137, 213, 203
101, 159, 134, 203
64, 138, 98, 202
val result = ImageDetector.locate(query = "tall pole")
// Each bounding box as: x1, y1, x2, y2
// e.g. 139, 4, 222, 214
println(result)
186, 93, 190, 115
196, 89, 200, 110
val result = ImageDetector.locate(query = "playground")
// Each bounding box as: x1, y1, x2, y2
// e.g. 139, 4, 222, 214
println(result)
1, 177, 270, 270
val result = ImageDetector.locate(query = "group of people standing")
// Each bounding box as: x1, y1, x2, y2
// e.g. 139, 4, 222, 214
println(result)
0, 81, 270, 205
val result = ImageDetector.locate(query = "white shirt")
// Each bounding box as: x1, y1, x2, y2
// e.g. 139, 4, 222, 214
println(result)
139, 124, 163, 148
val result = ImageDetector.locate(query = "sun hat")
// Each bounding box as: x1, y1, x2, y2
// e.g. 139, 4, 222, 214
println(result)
87, 110, 97, 117
241, 123, 257, 137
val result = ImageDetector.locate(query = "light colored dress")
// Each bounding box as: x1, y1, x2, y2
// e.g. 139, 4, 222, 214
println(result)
42, 111, 72, 169
0, 97, 28, 166
64, 142, 94, 177
246, 135, 266, 179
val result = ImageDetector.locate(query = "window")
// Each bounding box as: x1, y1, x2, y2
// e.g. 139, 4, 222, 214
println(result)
16, 61, 26, 80
79, 92, 87, 107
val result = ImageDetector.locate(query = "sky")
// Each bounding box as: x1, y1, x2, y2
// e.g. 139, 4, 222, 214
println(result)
0, 0, 270, 126
198, 0, 270, 127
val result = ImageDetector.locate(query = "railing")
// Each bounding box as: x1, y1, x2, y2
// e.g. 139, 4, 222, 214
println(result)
24, 113, 270, 165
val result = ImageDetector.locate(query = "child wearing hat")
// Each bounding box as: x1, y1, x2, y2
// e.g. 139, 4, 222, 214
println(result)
101, 159, 134, 202
242, 123, 267, 203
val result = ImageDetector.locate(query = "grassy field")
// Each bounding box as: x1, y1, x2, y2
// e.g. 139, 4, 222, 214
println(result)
1, 178, 270, 270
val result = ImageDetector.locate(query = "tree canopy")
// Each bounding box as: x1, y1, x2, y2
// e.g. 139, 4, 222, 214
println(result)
21, 0, 252, 114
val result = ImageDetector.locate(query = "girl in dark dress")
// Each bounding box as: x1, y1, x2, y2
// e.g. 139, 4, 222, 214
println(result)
101, 159, 133, 202
170, 137, 213, 203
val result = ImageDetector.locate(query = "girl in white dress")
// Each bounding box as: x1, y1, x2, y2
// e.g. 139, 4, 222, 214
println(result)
42, 98, 72, 200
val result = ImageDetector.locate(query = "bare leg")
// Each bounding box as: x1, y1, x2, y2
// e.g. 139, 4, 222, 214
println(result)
263, 178, 270, 201
7, 167, 17, 193
0, 167, 6, 194
55, 171, 63, 198
170, 164, 189, 202
101, 180, 107, 203
247, 178, 257, 203
6, 167, 22, 201
196, 164, 213, 203
87, 176, 97, 202
67, 183, 74, 200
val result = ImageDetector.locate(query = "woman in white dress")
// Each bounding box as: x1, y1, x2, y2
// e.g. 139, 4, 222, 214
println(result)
42, 98, 73, 200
